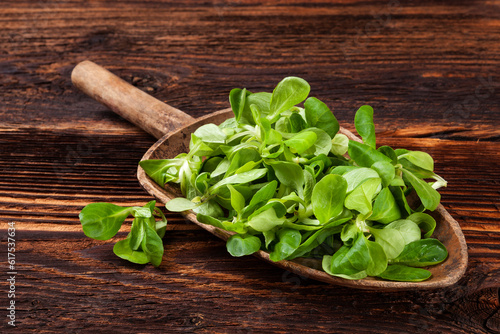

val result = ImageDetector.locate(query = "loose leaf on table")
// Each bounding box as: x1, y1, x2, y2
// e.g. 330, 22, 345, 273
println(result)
311, 174, 348, 224
398, 151, 434, 172
369, 226, 406, 260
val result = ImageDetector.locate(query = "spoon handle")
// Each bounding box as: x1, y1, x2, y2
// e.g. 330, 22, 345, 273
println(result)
71, 60, 194, 139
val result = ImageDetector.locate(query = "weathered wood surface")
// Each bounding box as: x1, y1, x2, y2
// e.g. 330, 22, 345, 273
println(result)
1, 0, 499, 333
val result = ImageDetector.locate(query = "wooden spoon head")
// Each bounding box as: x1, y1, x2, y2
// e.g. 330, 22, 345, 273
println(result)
137, 108, 468, 290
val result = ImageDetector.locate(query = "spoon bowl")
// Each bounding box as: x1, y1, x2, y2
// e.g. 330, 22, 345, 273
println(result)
72, 60, 468, 290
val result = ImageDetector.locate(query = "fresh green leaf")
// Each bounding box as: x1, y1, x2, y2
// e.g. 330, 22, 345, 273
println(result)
344, 178, 382, 215
385, 219, 421, 245
370, 187, 402, 224
371, 161, 395, 187
165, 197, 198, 212
398, 151, 434, 172
311, 174, 348, 224
378, 265, 432, 282
269, 228, 301, 262
268, 77, 310, 122
354, 105, 376, 149
79, 203, 132, 240
342, 167, 380, 193
369, 226, 406, 260
113, 238, 149, 264
141, 223, 164, 267
229, 88, 248, 122
407, 212, 436, 238
390, 239, 448, 267
331, 133, 349, 156
284, 131, 317, 154
226, 234, 262, 257
304, 97, 339, 138
403, 169, 441, 211
348, 141, 392, 168
247, 207, 286, 232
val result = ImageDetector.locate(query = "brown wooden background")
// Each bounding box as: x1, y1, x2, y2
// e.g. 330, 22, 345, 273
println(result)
1, 0, 499, 333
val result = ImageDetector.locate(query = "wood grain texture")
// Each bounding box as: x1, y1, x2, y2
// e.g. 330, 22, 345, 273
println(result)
0, 0, 499, 333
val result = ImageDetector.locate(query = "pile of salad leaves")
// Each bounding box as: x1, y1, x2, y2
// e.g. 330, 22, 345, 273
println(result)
80, 77, 449, 282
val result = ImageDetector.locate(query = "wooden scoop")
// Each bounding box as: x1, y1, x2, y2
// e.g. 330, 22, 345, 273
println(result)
71, 60, 468, 290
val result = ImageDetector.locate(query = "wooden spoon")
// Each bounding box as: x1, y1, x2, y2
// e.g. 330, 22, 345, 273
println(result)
71, 60, 468, 290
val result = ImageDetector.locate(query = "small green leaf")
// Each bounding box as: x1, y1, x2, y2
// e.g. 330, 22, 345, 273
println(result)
385, 219, 421, 245
165, 197, 198, 212
269, 161, 304, 193
268, 77, 310, 122
269, 228, 301, 262
304, 97, 339, 138
403, 169, 441, 211
369, 226, 406, 260
371, 161, 395, 187
227, 184, 246, 214
344, 178, 382, 215
284, 131, 317, 154
141, 223, 164, 267
398, 151, 434, 172
247, 207, 286, 232
407, 212, 436, 238
370, 187, 402, 224
113, 238, 149, 265
390, 239, 448, 267
193, 123, 227, 144
354, 105, 376, 149
226, 234, 262, 257
79, 203, 132, 240
342, 167, 380, 193
378, 265, 432, 282
331, 133, 349, 156
348, 141, 392, 168
229, 88, 248, 122
311, 174, 348, 224
210, 168, 268, 193
129, 218, 145, 250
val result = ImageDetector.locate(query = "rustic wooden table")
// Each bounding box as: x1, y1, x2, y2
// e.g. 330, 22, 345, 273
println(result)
1, 1, 499, 333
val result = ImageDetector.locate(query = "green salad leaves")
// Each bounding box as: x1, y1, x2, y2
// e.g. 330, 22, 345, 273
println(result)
79, 76, 449, 282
